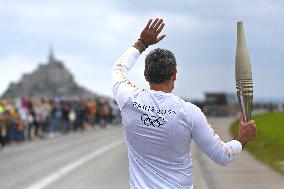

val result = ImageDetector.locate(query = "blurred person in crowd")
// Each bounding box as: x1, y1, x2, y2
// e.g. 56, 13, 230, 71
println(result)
2, 110, 14, 144
68, 103, 76, 130
29, 102, 40, 138
110, 100, 121, 125
74, 99, 88, 130
0, 102, 4, 114
33, 99, 44, 138
15, 114, 24, 142
97, 99, 110, 127
20, 97, 32, 140
18, 98, 29, 140
108, 100, 114, 124
62, 101, 71, 134
38, 99, 51, 135
87, 99, 97, 128
0, 102, 6, 148
5, 100, 19, 143
48, 100, 61, 137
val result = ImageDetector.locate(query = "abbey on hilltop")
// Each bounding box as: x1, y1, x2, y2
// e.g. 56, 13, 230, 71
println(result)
1, 47, 95, 99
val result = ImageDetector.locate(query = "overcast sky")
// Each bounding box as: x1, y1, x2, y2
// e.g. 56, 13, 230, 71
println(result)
0, 0, 283, 101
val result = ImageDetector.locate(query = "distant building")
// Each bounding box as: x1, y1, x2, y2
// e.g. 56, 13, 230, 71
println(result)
1, 47, 95, 99
203, 92, 239, 116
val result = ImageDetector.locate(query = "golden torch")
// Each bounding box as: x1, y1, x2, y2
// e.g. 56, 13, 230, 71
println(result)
235, 21, 253, 123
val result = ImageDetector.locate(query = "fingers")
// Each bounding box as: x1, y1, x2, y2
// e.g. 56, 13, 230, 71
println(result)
155, 19, 163, 29
248, 120, 256, 129
145, 18, 165, 32
250, 120, 255, 124
156, 23, 165, 34
141, 18, 166, 45
246, 119, 257, 136
246, 121, 256, 128
144, 19, 152, 30
250, 122, 257, 138
149, 18, 159, 29
244, 119, 255, 127
157, 35, 166, 42
240, 113, 244, 124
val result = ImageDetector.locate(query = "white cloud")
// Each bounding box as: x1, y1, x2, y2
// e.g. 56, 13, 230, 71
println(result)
0, 1, 109, 42
157, 13, 201, 32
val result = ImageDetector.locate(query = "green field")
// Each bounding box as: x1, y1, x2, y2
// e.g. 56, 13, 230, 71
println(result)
230, 112, 284, 175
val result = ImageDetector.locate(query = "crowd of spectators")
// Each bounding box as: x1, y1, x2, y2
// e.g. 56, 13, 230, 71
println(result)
0, 97, 120, 149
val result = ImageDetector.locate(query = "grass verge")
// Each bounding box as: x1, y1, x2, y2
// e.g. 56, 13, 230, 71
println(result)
230, 112, 284, 176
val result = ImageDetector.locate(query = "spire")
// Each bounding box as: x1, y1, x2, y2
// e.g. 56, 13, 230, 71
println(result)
48, 44, 55, 63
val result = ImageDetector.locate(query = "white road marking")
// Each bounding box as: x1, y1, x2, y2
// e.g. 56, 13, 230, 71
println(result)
26, 140, 123, 189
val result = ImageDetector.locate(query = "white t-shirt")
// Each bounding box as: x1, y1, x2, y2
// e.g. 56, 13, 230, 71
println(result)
112, 47, 242, 189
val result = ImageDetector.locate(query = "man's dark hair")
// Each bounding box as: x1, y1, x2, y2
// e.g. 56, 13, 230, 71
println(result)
144, 48, 176, 84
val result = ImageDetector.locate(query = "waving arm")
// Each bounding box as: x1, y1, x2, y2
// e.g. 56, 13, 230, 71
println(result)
111, 18, 166, 110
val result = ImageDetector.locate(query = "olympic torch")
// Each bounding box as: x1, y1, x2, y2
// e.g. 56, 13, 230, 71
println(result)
235, 21, 253, 123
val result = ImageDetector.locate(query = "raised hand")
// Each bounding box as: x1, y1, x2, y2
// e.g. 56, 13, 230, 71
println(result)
140, 18, 166, 46
133, 18, 166, 53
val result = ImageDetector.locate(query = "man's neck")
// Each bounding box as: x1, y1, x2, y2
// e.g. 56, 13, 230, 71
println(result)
150, 83, 172, 93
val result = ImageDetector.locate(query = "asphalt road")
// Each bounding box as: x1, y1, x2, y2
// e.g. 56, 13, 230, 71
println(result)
1, 117, 283, 189
0, 126, 129, 189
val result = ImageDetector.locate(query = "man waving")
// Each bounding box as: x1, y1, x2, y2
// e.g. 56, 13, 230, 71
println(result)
112, 18, 256, 189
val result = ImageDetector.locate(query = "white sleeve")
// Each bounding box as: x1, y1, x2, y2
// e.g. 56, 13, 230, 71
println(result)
111, 47, 141, 110
189, 104, 242, 166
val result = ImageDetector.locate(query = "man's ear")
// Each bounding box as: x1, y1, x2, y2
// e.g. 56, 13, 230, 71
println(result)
144, 71, 149, 82
172, 69, 177, 81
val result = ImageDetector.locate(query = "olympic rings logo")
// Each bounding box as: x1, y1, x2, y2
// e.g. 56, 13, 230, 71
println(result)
140, 114, 165, 127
